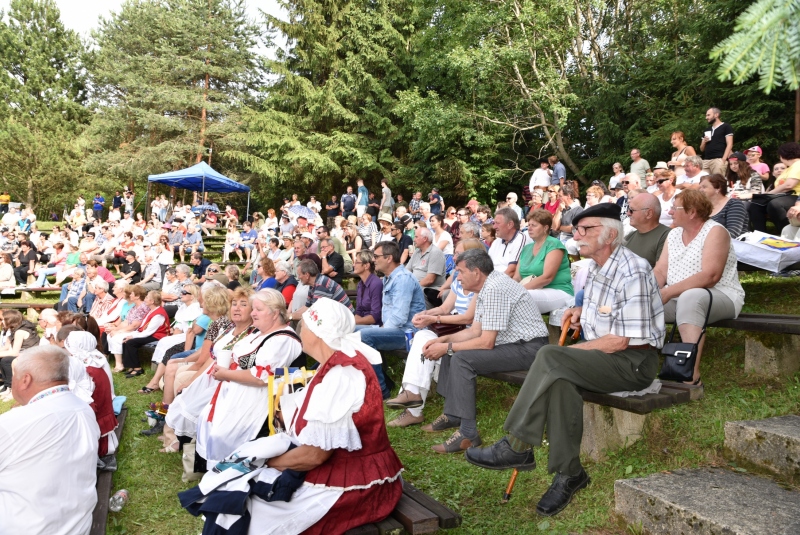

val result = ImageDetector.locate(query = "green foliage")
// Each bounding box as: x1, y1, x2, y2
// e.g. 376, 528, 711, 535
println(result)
82, 0, 264, 188
223, 0, 419, 208
0, 0, 89, 209
712, 0, 800, 92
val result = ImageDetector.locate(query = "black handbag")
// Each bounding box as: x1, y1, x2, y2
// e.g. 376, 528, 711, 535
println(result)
658, 288, 713, 383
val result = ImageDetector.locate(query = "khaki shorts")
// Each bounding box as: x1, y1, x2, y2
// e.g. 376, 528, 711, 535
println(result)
702, 158, 727, 176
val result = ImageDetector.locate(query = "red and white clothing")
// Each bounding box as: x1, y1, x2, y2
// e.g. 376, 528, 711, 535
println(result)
107, 305, 167, 354
196, 327, 302, 464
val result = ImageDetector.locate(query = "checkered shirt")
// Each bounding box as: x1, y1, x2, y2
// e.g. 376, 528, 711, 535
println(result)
581, 245, 666, 347
474, 271, 548, 345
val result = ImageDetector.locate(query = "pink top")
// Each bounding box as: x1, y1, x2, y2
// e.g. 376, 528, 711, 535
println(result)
750, 162, 769, 176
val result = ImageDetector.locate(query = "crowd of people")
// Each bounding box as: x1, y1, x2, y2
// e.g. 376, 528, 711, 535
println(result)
1, 108, 799, 534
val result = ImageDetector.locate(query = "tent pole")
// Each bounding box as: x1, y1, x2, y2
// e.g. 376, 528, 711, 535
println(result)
145, 181, 150, 220
246, 193, 251, 221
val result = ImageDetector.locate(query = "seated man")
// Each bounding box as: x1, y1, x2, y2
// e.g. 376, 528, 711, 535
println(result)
421, 248, 548, 453
179, 223, 205, 263
238, 221, 258, 261
0, 346, 100, 535
289, 259, 354, 322
488, 207, 529, 276
353, 250, 382, 326
201, 209, 218, 236
318, 237, 345, 286
162, 265, 191, 318
57, 268, 87, 313
359, 241, 426, 398
624, 192, 670, 267
189, 252, 211, 284
465, 203, 665, 517
407, 226, 446, 289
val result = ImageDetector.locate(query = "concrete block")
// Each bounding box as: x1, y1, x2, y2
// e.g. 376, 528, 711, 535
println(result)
580, 402, 647, 461
546, 323, 560, 345
744, 332, 800, 377
615, 468, 800, 535
725, 415, 800, 478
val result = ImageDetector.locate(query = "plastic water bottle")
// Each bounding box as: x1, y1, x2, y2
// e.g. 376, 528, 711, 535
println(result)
109, 489, 129, 512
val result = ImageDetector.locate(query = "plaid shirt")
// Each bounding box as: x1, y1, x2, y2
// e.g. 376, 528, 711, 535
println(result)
409, 198, 421, 219
474, 271, 548, 345
581, 245, 666, 347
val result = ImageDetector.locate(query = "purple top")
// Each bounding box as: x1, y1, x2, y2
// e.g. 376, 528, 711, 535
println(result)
126, 303, 150, 323
356, 272, 383, 325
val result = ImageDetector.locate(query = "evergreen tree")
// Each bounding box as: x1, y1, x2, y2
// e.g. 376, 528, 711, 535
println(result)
224, 0, 419, 207
83, 0, 263, 187
0, 0, 89, 208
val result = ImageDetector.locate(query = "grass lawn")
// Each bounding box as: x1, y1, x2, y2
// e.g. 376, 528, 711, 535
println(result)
3, 226, 799, 533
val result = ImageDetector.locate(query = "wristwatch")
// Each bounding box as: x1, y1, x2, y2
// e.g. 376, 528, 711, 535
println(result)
446, 343, 454, 357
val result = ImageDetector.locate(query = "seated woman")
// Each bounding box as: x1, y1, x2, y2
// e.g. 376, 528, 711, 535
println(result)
254, 257, 278, 291
105, 285, 149, 372
0, 309, 41, 396
385, 239, 481, 428
222, 222, 242, 262
140, 284, 203, 394
274, 260, 298, 305
32, 242, 66, 288
0, 253, 15, 289
181, 297, 403, 535
196, 289, 302, 464
747, 142, 800, 233
118, 290, 171, 378
161, 286, 255, 452
656, 171, 679, 227
699, 174, 749, 238
513, 209, 574, 313
727, 153, 763, 201
654, 190, 745, 385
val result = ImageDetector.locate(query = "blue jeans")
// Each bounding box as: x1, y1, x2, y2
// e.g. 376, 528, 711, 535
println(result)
358, 327, 410, 399
170, 349, 194, 360
34, 267, 60, 288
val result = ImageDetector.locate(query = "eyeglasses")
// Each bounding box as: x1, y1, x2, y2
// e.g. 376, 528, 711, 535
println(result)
506, 197, 512, 200
373, 253, 391, 259
657, 179, 670, 184
574, 225, 603, 236
458, 213, 468, 217
670, 206, 685, 211
448, 211, 456, 215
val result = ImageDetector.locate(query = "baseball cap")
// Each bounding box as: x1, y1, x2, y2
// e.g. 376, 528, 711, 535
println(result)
745, 146, 762, 155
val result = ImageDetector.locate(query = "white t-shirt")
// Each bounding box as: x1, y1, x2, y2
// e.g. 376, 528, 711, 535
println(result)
0, 390, 100, 535
529, 169, 551, 191
433, 230, 454, 255
676, 171, 708, 187
609, 173, 626, 189
488, 230, 530, 273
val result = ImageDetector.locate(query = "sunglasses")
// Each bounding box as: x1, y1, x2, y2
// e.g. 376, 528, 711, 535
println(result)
207, 268, 218, 273
181, 290, 192, 296
620, 181, 630, 185
657, 179, 670, 184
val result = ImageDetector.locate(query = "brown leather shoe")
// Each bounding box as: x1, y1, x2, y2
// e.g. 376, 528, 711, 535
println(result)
387, 409, 424, 428
385, 390, 423, 409
432, 430, 482, 454
421, 413, 461, 432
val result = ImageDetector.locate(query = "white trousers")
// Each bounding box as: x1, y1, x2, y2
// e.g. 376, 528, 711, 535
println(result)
400, 329, 440, 417
356, 205, 367, 217
527, 288, 574, 314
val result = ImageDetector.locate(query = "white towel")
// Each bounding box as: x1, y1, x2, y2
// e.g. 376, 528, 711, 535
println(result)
609, 378, 662, 398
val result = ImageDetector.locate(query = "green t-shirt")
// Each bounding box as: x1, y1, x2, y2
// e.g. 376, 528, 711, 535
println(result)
517, 236, 574, 295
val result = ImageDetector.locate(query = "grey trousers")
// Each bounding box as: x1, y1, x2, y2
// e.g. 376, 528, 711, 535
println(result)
438, 337, 549, 421
504, 344, 658, 476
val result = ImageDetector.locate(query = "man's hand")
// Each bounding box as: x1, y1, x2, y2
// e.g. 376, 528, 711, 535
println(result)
788, 205, 800, 220
562, 306, 582, 331
421, 341, 448, 361
412, 314, 436, 329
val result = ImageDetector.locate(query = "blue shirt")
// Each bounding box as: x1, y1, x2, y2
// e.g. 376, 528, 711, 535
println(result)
93, 196, 105, 210
240, 229, 257, 243
358, 186, 369, 206
194, 314, 211, 347
551, 162, 566, 185
381, 266, 425, 331
429, 193, 442, 215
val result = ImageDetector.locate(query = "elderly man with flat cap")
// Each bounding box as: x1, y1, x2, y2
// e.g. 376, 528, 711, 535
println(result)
465, 202, 665, 517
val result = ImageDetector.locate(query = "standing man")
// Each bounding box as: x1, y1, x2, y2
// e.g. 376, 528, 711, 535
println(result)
420, 248, 549, 453
123, 190, 134, 216
700, 107, 734, 176
394, 194, 408, 211
112, 190, 123, 212
488, 207, 529, 276
549, 155, 567, 187
530, 159, 551, 193
629, 148, 651, 181
359, 241, 426, 398
0, 191, 9, 215
466, 203, 665, 517
0, 346, 100, 535
356, 179, 369, 217
429, 188, 444, 216
409, 191, 422, 221
380, 179, 393, 215
340, 186, 357, 220
325, 195, 340, 228
92, 192, 105, 222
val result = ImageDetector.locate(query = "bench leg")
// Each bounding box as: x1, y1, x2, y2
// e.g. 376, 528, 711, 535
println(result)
580, 402, 647, 462
744, 333, 800, 378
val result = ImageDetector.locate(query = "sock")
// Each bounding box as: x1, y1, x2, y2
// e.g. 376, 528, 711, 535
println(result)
408, 407, 422, 417
507, 435, 532, 452
459, 418, 478, 439
403, 383, 420, 395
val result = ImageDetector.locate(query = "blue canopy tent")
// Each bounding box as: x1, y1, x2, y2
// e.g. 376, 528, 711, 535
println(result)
147, 162, 251, 218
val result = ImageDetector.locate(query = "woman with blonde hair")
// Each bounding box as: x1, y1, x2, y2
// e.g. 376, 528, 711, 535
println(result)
667, 131, 696, 177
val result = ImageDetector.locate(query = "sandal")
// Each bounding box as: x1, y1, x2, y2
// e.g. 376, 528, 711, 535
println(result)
125, 369, 144, 378
686, 377, 703, 387
160, 440, 180, 453
138, 386, 158, 394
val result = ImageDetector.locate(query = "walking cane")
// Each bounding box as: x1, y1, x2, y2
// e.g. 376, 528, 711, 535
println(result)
501, 318, 581, 504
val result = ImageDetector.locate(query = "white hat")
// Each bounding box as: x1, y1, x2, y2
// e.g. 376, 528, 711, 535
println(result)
654, 161, 669, 170
302, 298, 382, 364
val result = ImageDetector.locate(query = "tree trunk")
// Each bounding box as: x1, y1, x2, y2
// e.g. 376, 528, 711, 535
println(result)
26, 175, 34, 208
795, 88, 799, 143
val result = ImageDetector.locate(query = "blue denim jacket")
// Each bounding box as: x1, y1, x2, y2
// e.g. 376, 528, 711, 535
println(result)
382, 266, 426, 331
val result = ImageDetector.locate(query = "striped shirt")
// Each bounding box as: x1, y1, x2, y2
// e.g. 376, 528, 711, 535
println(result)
487, 230, 529, 273
306, 274, 355, 313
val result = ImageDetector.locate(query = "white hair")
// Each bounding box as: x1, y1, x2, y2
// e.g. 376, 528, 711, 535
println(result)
416, 227, 433, 243
14, 346, 70, 383
507, 192, 518, 203
93, 278, 109, 292
624, 173, 641, 188
598, 218, 624, 247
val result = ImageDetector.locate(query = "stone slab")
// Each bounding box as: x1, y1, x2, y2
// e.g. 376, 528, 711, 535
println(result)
744, 332, 800, 378
725, 415, 800, 477
615, 468, 800, 535
581, 402, 647, 461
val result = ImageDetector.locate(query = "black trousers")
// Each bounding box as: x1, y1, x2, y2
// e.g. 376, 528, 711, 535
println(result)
0, 356, 15, 388
122, 336, 157, 369
14, 266, 29, 285
747, 195, 797, 232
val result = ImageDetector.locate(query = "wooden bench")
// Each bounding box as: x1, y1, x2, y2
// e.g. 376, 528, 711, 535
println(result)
90, 406, 127, 535
344, 481, 461, 535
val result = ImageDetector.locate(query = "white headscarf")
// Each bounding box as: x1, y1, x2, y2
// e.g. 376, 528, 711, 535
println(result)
302, 298, 382, 365
64, 331, 115, 399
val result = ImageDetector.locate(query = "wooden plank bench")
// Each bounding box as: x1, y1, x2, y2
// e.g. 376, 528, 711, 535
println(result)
344, 480, 461, 535
90, 406, 127, 535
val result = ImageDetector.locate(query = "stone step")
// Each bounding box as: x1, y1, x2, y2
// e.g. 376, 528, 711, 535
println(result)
615, 468, 800, 535
725, 415, 800, 477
